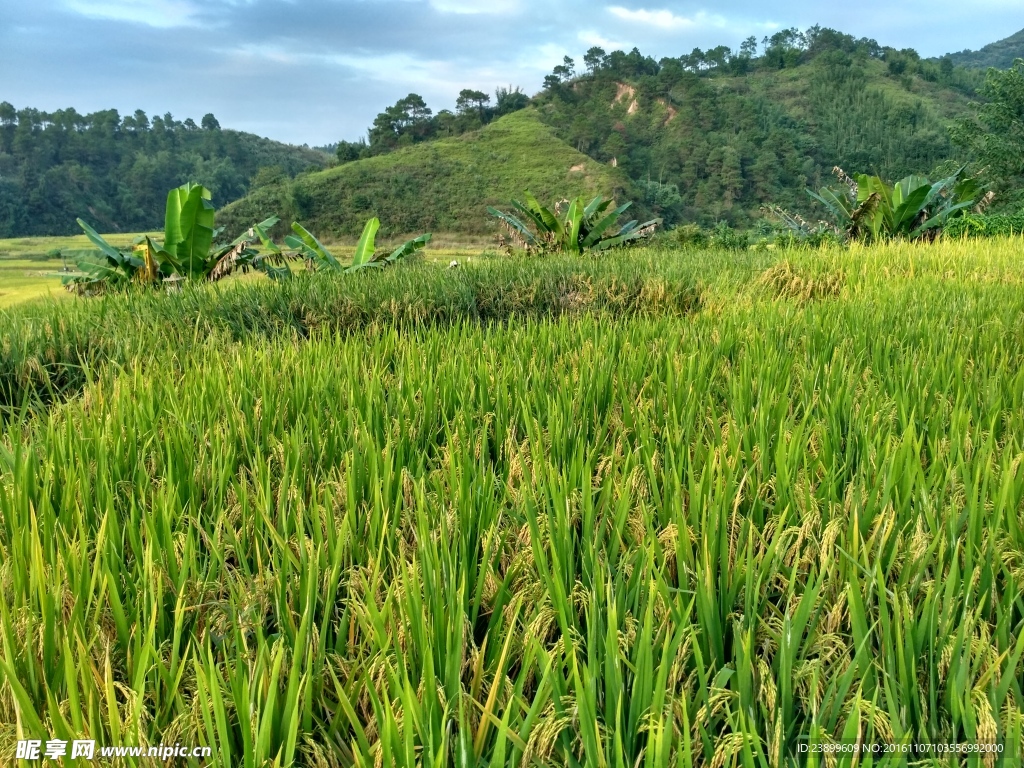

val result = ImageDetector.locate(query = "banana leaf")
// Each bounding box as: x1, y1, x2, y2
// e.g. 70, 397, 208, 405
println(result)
510, 199, 549, 235
910, 200, 976, 239
75, 219, 129, 265
351, 217, 380, 267
287, 222, 342, 271
581, 203, 632, 248
522, 191, 560, 234
175, 186, 216, 278
807, 188, 853, 222
487, 207, 537, 246
383, 233, 432, 264
893, 175, 930, 208
583, 196, 613, 219
891, 184, 931, 233
590, 219, 661, 251
564, 198, 583, 254
229, 216, 281, 248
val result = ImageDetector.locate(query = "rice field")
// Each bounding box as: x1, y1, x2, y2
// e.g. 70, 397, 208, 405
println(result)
1, 240, 1023, 766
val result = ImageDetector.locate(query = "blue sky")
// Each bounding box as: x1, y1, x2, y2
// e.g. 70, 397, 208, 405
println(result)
1, 0, 1020, 146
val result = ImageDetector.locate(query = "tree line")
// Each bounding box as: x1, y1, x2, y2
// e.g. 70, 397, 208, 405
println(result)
0, 104, 328, 237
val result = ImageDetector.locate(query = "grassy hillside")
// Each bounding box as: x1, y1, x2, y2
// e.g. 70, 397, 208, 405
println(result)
947, 28, 1024, 70
217, 109, 633, 238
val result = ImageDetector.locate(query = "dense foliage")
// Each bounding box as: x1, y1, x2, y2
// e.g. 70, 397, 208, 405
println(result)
2, 242, 1024, 764
533, 28, 980, 228
770, 166, 980, 243
273, 27, 987, 239
0, 104, 329, 238
952, 60, 1024, 211
945, 28, 1024, 70
343, 87, 531, 158
944, 212, 1024, 238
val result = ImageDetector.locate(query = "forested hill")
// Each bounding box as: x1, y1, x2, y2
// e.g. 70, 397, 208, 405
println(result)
267, 26, 986, 235
946, 28, 1024, 70
532, 32, 981, 228
0, 105, 330, 237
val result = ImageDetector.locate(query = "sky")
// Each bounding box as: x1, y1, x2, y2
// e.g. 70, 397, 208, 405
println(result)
1, 0, 1020, 147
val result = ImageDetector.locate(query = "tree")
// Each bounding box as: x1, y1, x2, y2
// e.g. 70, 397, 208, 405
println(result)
0, 101, 15, 153
952, 59, 1024, 209
495, 86, 529, 116
455, 89, 490, 119
583, 47, 606, 74
368, 94, 434, 148
552, 56, 576, 82
335, 139, 367, 163
400, 93, 432, 122
201, 113, 221, 131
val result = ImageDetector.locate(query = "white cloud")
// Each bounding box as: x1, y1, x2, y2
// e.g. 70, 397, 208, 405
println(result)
607, 6, 728, 31
64, 0, 199, 27
429, 0, 519, 14
578, 30, 629, 51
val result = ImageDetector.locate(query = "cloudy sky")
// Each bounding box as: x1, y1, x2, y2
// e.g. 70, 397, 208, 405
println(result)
1, 0, 1020, 146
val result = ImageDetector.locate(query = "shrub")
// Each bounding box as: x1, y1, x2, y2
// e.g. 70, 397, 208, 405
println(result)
943, 212, 1024, 238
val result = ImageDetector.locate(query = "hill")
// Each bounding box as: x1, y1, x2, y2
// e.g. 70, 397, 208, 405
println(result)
0, 104, 331, 238
946, 28, 1024, 70
534, 43, 978, 227
237, 27, 984, 236
216, 109, 632, 238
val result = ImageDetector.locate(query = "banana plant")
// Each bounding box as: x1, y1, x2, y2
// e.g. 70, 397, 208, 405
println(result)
283, 217, 431, 274
807, 166, 981, 242
488, 191, 660, 254
66, 182, 282, 291
63, 219, 147, 290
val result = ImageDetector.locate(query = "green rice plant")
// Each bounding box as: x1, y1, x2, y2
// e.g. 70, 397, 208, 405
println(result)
1, 239, 1023, 766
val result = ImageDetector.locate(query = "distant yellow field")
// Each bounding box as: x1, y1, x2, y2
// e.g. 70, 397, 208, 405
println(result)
0, 231, 497, 308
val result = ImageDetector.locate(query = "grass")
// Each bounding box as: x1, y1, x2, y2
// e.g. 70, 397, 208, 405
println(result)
216, 109, 632, 239
1, 239, 1023, 766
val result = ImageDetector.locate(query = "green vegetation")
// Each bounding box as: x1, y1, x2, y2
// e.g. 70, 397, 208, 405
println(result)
0, 103, 329, 238
65, 183, 283, 291
945, 212, 1024, 238
945, 28, 1024, 70
221, 26, 995, 242
952, 60, 1024, 211
534, 37, 979, 229
2, 241, 1024, 764
772, 166, 980, 243
2, 27, 1012, 245
217, 110, 632, 239
488, 192, 659, 254
284, 218, 432, 275
0, 232, 155, 307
